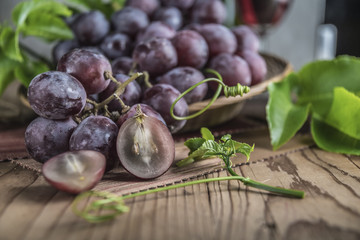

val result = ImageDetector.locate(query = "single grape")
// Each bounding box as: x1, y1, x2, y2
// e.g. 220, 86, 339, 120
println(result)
57, 48, 112, 94
142, 83, 188, 133
42, 150, 106, 194
28, 71, 86, 120
160, 0, 195, 10
52, 40, 79, 64
99, 32, 132, 60
136, 21, 176, 43
152, 7, 183, 30
71, 11, 110, 45
197, 23, 237, 57
111, 7, 149, 37
133, 37, 178, 77
126, 0, 159, 16
158, 67, 207, 104
208, 53, 251, 91
116, 103, 166, 127
116, 113, 175, 179
111, 56, 137, 75
171, 30, 209, 69
191, 0, 226, 24
232, 25, 260, 52
98, 73, 142, 112
237, 50, 267, 85
25, 117, 77, 163
69, 116, 119, 171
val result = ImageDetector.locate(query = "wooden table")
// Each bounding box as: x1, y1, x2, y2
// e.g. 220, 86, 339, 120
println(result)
1, 96, 360, 240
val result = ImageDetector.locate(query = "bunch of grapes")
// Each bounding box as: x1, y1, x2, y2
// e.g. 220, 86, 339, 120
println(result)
25, 0, 267, 194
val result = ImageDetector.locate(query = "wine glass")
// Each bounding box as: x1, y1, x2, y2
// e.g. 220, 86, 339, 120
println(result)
235, 0, 293, 38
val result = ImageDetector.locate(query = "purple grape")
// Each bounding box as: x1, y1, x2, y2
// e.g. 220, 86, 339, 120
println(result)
111, 56, 137, 74
142, 83, 188, 133
71, 11, 110, 45
111, 7, 149, 37
52, 40, 79, 64
57, 48, 112, 94
98, 73, 142, 112
152, 7, 183, 30
133, 37, 178, 77
171, 30, 209, 69
158, 67, 207, 104
191, 0, 226, 24
232, 25, 260, 52
126, 0, 159, 16
69, 116, 119, 171
116, 113, 174, 179
237, 50, 267, 85
197, 24, 237, 57
116, 103, 166, 127
99, 32, 132, 60
136, 21, 176, 43
28, 71, 86, 120
161, 0, 195, 10
25, 117, 77, 163
42, 150, 106, 194
208, 53, 251, 91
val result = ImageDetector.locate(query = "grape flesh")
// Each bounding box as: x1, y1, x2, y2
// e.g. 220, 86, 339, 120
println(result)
52, 40, 79, 64
100, 32, 132, 60
142, 83, 188, 133
232, 25, 260, 52
152, 7, 183, 30
208, 53, 251, 90
237, 50, 267, 85
69, 116, 119, 171
57, 48, 112, 94
111, 56, 137, 75
198, 23, 237, 57
111, 7, 149, 37
28, 71, 86, 120
25, 117, 77, 163
191, 0, 226, 24
133, 38, 178, 76
136, 21, 176, 43
116, 114, 174, 179
98, 73, 142, 112
116, 103, 166, 127
171, 30, 209, 69
42, 150, 106, 194
126, 0, 159, 16
71, 11, 110, 46
158, 66, 207, 104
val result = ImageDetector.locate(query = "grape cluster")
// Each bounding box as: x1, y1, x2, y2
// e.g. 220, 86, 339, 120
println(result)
25, 0, 267, 193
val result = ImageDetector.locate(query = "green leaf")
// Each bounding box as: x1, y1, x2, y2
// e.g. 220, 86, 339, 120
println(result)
266, 73, 311, 150
14, 60, 49, 88
20, 13, 73, 40
201, 127, 214, 141
296, 55, 360, 116
234, 142, 254, 161
0, 26, 22, 61
184, 137, 205, 155
0, 53, 18, 95
311, 116, 360, 155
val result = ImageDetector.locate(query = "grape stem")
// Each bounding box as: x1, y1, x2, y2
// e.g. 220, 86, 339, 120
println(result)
170, 69, 250, 121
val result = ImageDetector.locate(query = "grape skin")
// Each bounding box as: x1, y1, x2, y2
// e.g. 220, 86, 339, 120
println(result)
111, 7, 149, 37
99, 32, 132, 60
161, 0, 195, 10
57, 48, 112, 95
171, 30, 209, 69
152, 7, 183, 30
158, 66, 207, 104
28, 71, 86, 120
126, 0, 159, 16
25, 117, 77, 163
52, 40, 79, 64
136, 21, 176, 43
237, 50, 267, 85
191, 0, 226, 24
69, 116, 119, 171
232, 25, 260, 52
111, 56, 137, 75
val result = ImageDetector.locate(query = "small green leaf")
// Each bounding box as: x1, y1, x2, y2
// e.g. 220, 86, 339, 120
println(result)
0, 26, 22, 61
266, 73, 311, 150
0, 53, 18, 95
201, 127, 214, 141
234, 142, 254, 161
311, 116, 360, 155
184, 137, 205, 155
220, 134, 231, 142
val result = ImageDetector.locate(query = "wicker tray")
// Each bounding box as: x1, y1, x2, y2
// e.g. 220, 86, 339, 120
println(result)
181, 52, 292, 132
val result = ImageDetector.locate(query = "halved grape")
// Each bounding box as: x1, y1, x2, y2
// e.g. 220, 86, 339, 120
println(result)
42, 150, 106, 194
116, 114, 175, 179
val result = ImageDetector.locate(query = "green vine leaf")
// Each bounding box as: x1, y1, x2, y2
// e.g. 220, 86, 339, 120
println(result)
0, 25, 22, 62
0, 53, 18, 95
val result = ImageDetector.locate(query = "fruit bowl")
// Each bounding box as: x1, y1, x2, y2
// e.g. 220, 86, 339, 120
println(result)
181, 52, 292, 132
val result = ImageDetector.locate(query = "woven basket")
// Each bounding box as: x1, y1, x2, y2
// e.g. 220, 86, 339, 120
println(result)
180, 52, 292, 132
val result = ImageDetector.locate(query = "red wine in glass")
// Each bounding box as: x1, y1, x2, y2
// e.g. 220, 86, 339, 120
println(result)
236, 0, 293, 37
